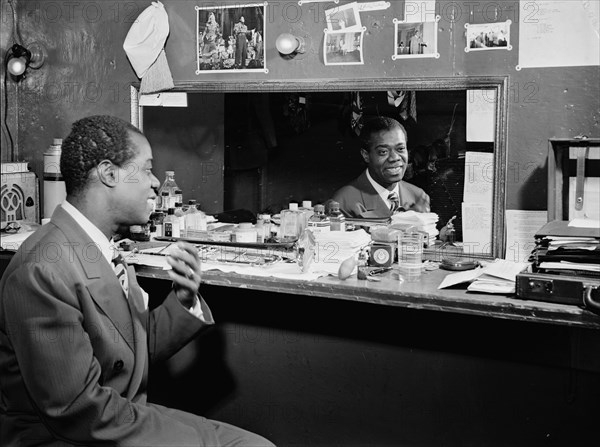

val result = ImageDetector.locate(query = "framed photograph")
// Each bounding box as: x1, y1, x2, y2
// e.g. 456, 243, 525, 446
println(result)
323, 28, 365, 66
195, 3, 267, 74
325, 1, 362, 32
465, 20, 512, 52
392, 17, 440, 60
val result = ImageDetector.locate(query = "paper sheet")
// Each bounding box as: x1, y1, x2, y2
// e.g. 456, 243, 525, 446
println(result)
504, 210, 548, 262
438, 268, 483, 289
463, 152, 494, 203
461, 203, 492, 254
466, 89, 496, 142
518, 0, 600, 69
569, 177, 600, 221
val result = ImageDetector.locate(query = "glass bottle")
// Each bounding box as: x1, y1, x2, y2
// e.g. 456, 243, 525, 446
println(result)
158, 171, 179, 211
299, 200, 314, 232
280, 203, 303, 241
163, 208, 180, 238
328, 201, 346, 232
307, 204, 331, 233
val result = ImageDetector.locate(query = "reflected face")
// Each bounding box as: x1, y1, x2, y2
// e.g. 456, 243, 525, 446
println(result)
114, 131, 160, 225
361, 127, 408, 189
240, 16, 245, 23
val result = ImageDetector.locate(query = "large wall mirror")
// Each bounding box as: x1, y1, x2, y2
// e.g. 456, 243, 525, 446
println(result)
132, 77, 508, 258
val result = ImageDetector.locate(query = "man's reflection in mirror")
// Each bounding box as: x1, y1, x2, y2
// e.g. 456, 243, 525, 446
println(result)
330, 116, 430, 218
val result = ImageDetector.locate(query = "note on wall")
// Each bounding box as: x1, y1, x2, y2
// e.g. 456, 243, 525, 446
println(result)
463, 151, 494, 203
518, 0, 600, 69
504, 210, 548, 262
466, 89, 496, 142
462, 203, 492, 254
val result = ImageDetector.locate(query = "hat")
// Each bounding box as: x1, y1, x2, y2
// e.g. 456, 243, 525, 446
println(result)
123, 1, 174, 93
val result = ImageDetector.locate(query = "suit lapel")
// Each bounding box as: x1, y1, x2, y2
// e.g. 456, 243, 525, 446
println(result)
357, 172, 392, 218
124, 267, 149, 396
51, 206, 136, 353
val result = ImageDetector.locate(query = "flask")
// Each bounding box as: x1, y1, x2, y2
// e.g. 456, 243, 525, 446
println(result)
158, 171, 179, 211
43, 138, 67, 218
184, 200, 207, 235
163, 208, 180, 238
234, 222, 258, 243
307, 204, 331, 233
328, 201, 346, 232
255, 219, 265, 243
258, 213, 272, 241
280, 203, 303, 241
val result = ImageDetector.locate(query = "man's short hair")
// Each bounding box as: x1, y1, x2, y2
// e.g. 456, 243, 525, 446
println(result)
60, 115, 143, 196
359, 116, 407, 150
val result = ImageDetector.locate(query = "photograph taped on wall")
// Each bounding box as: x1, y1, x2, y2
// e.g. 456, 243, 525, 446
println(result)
323, 28, 365, 66
465, 20, 512, 53
195, 3, 267, 74
325, 1, 362, 32
393, 17, 440, 60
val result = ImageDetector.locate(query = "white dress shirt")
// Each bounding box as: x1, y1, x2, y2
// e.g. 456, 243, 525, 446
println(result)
365, 169, 400, 211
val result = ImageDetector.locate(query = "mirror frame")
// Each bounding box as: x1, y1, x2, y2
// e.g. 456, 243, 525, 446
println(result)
131, 76, 508, 259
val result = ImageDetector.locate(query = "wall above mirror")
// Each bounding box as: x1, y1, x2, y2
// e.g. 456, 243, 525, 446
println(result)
132, 77, 508, 258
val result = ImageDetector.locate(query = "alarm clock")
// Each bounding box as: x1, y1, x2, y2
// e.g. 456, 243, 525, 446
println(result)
369, 242, 396, 268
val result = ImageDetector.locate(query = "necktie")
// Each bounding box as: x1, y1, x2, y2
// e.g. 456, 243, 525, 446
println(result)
388, 191, 400, 213
112, 253, 129, 296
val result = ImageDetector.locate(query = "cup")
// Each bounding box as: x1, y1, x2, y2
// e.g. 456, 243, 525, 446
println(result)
398, 232, 424, 264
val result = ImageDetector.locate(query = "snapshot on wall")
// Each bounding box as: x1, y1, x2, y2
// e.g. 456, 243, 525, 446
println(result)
325, 1, 362, 32
393, 17, 439, 60
323, 28, 365, 66
196, 2, 267, 74
465, 21, 512, 52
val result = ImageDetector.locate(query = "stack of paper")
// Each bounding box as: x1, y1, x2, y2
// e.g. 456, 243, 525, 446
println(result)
309, 229, 372, 275
390, 211, 439, 241
438, 259, 529, 294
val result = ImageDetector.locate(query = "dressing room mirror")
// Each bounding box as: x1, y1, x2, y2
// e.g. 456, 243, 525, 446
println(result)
132, 77, 508, 258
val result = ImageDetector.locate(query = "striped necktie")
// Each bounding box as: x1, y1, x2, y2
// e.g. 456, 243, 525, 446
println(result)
388, 191, 400, 213
112, 253, 129, 296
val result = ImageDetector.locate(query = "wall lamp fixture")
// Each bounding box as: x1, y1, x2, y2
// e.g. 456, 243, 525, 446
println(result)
276, 33, 307, 57
5, 42, 46, 81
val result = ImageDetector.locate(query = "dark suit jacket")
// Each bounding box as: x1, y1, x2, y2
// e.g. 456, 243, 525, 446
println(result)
331, 171, 430, 218
0, 206, 218, 446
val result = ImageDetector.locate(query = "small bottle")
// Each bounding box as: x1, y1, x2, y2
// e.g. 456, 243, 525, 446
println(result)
174, 203, 185, 235
307, 204, 331, 233
357, 249, 369, 280
255, 219, 265, 243
158, 191, 169, 212
280, 203, 303, 241
298, 200, 314, 232
328, 201, 346, 232
258, 214, 272, 241
164, 208, 181, 238
152, 212, 164, 237
149, 222, 157, 240
174, 189, 183, 208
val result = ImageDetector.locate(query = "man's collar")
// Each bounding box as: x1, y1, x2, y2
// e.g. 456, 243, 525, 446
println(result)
365, 169, 399, 197
61, 200, 116, 265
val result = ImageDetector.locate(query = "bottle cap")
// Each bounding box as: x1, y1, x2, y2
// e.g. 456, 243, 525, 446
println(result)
314, 204, 325, 213
188, 199, 197, 205
329, 201, 340, 211
175, 189, 182, 194
302, 201, 312, 208
165, 170, 174, 175
161, 191, 169, 196
167, 208, 175, 215
53, 138, 62, 145
175, 203, 182, 208
289, 203, 299, 211
238, 222, 253, 230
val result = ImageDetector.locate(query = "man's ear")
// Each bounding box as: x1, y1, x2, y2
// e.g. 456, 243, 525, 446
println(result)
95, 160, 119, 187
360, 148, 370, 164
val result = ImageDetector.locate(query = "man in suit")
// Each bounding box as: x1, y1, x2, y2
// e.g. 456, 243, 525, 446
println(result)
0, 116, 274, 446
331, 116, 430, 218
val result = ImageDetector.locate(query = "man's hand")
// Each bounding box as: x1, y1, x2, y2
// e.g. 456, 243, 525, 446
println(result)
166, 242, 201, 309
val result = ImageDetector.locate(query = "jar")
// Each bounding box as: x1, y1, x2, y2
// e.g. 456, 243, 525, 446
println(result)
234, 222, 258, 243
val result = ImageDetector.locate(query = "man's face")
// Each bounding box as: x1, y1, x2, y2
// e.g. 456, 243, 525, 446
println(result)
361, 127, 408, 189
114, 132, 159, 225
240, 16, 245, 23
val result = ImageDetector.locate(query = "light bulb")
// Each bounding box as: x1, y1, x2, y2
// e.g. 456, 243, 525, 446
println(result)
7, 57, 28, 76
276, 33, 305, 56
